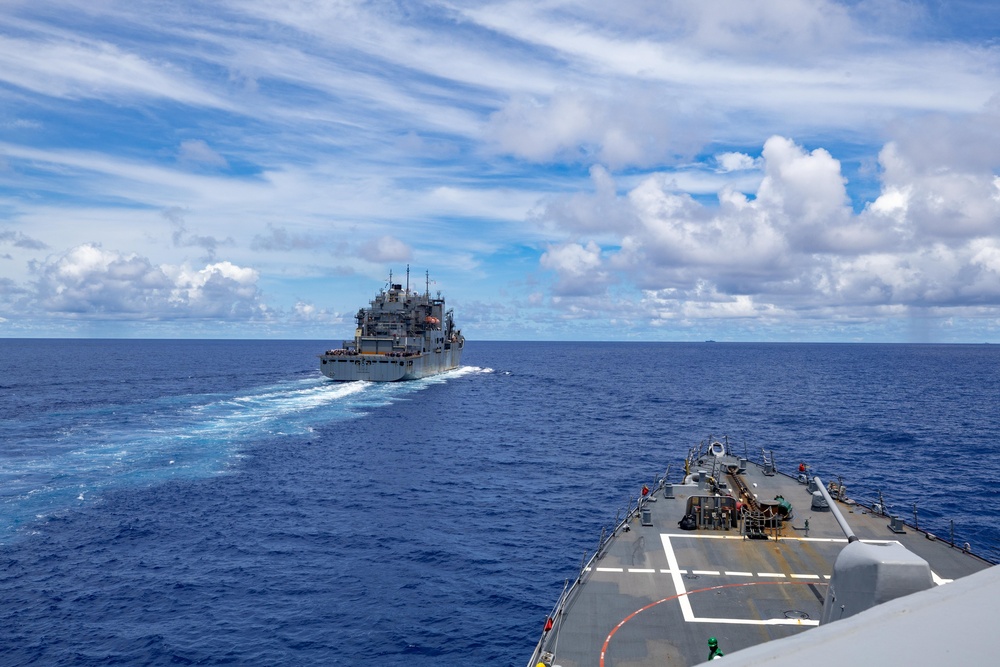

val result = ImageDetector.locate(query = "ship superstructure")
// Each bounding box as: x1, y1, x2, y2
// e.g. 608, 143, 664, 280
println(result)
319, 269, 464, 382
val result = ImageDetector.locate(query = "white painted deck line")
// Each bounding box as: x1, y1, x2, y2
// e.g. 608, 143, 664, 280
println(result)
667, 533, 849, 543
660, 534, 820, 627
693, 616, 820, 627
592, 567, 830, 581
663, 533, 904, 546
660, 534, 696, 622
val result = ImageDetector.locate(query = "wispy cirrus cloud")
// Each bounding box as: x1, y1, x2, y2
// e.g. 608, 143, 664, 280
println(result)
0, 32, 230, 108
0, 1, 999, 341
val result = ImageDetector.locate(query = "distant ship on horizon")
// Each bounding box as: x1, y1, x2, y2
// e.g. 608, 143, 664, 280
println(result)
319, 268, 464, 382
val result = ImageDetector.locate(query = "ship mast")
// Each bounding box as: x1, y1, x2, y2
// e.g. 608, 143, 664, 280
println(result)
406, 265, 410, 295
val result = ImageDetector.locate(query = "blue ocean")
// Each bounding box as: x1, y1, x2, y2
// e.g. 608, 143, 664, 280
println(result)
1, 340, 998, 665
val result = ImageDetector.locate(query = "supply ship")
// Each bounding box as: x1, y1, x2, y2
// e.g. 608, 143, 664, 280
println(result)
528, 436, 997, 666
319, 269, 464, 382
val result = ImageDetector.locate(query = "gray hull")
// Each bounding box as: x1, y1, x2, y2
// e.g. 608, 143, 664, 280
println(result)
320, 346, 463, 382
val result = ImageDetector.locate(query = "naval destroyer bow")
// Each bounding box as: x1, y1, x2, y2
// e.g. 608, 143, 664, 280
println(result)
320, 270, 464, 382
528, 436, 995, 666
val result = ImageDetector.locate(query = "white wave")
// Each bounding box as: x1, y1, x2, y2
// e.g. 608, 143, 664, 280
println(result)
410, 365, 489, 384
450, 365, 490, 376
194, 378, 369, 423
2, 367, 496, 539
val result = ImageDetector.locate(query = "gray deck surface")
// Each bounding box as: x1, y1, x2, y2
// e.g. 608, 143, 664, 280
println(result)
537, 455, 991, 667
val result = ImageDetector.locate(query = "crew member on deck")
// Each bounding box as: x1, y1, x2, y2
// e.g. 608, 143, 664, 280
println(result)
708, 637, 724, 660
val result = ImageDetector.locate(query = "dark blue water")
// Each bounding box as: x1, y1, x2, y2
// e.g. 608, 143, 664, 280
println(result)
1, 340, 998, 665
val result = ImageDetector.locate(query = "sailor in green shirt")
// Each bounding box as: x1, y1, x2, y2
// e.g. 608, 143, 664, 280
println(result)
707, 636, 724, 660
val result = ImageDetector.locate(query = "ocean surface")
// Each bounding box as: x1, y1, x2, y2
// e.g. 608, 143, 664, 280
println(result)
1, 340, 998, 665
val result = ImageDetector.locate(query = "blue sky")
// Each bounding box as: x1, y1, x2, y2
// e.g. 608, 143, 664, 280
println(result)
2, 1, 1000, 342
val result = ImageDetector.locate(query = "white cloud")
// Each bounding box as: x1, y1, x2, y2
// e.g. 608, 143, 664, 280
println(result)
0, 34, 228, 108
2, 1, 1000, 340
644, 282, 788, 323
875, 141, 1000, 240
466, 0, 997, 157
165, 261, 263, 318
538, 133, 1000, 325
541, 165, 637, 235
541, 240, 602, 276
485, 87, 703, 168
250, 223, 324, 252
358, 235, 413, 264
26, 244, 266, 319
540, 240, 611, 296
716, 152, 760, 172
178, 140, 229, 168
290, 300, 344, 324
0, 229, 48, 250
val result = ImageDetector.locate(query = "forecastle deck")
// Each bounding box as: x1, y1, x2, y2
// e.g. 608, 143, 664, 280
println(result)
529, 446, 992, 667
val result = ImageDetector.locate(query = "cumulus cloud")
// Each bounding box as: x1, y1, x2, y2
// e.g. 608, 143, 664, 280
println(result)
716, 152, 760, 172
540, 240, 612, 296
290, 300, 344, 324
885, 101, 1000, 174
538, 134, 1000, 324
754, 136, 855, 251
26, 244, 266, 319
541, 165, 637, 235
167, 261, 263, 318
872, 141, 1000, 241
644, 282, 788, 324
625, 178, 784, 280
